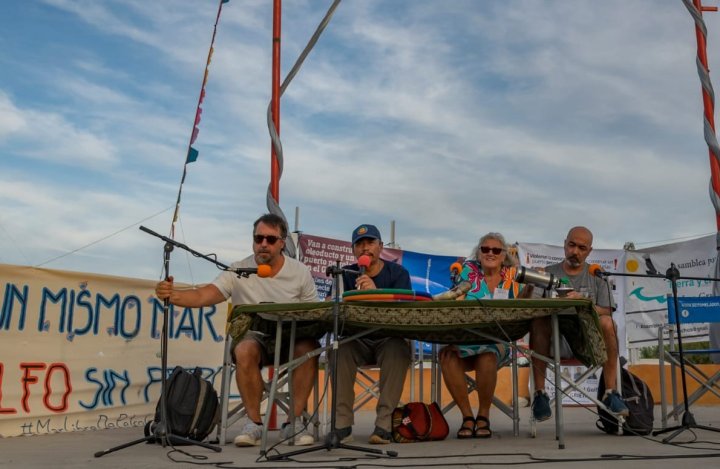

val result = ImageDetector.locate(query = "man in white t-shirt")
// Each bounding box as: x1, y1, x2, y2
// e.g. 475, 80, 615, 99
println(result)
155, 213, 319, 447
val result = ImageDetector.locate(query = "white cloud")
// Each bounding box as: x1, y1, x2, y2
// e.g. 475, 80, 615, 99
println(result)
0, 93, 28, 138
0, 93, 118, 167
2, 0, 718, 281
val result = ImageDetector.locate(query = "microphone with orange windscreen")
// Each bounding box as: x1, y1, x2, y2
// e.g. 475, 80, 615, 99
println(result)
588, 264, 609, 278
233, 264, 272, 278
357, 255, 371, 275
450, 262, 463, 285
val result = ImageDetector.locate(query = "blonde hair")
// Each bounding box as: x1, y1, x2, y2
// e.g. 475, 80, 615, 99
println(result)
469, 232, 516, 267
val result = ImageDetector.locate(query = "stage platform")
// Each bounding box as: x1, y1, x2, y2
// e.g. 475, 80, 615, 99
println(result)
3, 406, 720, 468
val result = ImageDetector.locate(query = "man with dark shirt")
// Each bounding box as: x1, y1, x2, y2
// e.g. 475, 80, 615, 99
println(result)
334, 224, 412, 444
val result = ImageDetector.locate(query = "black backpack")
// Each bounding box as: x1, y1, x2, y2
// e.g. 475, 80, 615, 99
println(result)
596, 367, 654, 435
145, 366, 220, 445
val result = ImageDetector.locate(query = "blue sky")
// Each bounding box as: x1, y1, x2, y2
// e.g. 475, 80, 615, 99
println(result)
2, 0, 720, 283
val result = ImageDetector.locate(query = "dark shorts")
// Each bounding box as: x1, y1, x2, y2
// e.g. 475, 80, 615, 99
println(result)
232, 329, 319, 368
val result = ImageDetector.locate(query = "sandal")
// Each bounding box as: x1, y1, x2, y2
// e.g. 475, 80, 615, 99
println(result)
457, 416, 476, 439
474, 415, 492, 439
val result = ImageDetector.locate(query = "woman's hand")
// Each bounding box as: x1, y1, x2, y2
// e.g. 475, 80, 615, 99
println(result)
517, 284, 534, 298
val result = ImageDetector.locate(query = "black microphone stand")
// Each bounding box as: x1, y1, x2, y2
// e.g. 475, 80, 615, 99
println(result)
95, 226, 224, 458
265, 261, 398, 461
600, 264, 720, 442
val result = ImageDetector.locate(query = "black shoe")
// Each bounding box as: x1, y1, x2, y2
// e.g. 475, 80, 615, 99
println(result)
368, 426, 393, 444
336, 426, 352, 443
532, 390, 552, 422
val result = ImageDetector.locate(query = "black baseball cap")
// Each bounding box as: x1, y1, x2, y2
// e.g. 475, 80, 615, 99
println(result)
351, 224, 382, 245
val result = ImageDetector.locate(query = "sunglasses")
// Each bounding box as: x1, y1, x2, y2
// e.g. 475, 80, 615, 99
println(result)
253, 234, 282, 245
480, 246, 504, 255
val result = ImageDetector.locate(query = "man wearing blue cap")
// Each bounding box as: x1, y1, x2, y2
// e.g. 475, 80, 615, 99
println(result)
333, 224, 412, 444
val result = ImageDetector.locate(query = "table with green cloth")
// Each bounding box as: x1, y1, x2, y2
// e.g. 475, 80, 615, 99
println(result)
227, 298, 607, 451
227, 298, 607, 368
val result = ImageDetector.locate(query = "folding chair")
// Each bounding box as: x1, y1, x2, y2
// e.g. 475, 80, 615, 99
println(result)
658, 319, 720, 428
351, 340, 424, 412
527, 333, 620, 438
216, 314, 320, 445
410, 340, 433, 403
528, 358, 603, 436
352, 366, 382, 411
318, 338, 421, 436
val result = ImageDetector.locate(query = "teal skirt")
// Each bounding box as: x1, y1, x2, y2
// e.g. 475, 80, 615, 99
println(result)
455, 343, 511, 368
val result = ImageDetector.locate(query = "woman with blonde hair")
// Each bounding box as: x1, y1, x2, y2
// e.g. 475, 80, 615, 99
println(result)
439, 232, 527, 439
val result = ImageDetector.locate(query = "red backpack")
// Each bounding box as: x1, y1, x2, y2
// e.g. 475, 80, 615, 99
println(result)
391, 402, 449, 443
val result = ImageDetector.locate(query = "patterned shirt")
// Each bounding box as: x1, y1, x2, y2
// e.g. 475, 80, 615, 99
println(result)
459, 260, 521, 299
453, 260, 522, 360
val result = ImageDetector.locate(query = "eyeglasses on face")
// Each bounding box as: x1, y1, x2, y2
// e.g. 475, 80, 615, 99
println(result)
253, 234, 281, 245
480, 246, 504, 255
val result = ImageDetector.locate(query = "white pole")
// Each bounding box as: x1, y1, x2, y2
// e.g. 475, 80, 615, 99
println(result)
388, 220, 396, 248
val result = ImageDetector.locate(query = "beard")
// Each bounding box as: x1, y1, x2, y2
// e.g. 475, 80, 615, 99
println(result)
255, 251, 272, 264
565, 256, 582, 268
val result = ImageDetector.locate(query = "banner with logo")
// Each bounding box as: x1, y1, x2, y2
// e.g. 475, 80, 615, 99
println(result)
624, 234, 717, 347
668, 296, 720, 323
297, 233, 462, 299
0, 264, 228, 438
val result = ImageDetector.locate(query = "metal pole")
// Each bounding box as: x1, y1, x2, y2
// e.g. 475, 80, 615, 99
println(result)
270, 0, 282, 201
267, 0, 282, 429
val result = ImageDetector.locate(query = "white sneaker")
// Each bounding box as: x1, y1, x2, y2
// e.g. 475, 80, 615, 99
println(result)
280, 418, 315, 446
234, 421, 263, 447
